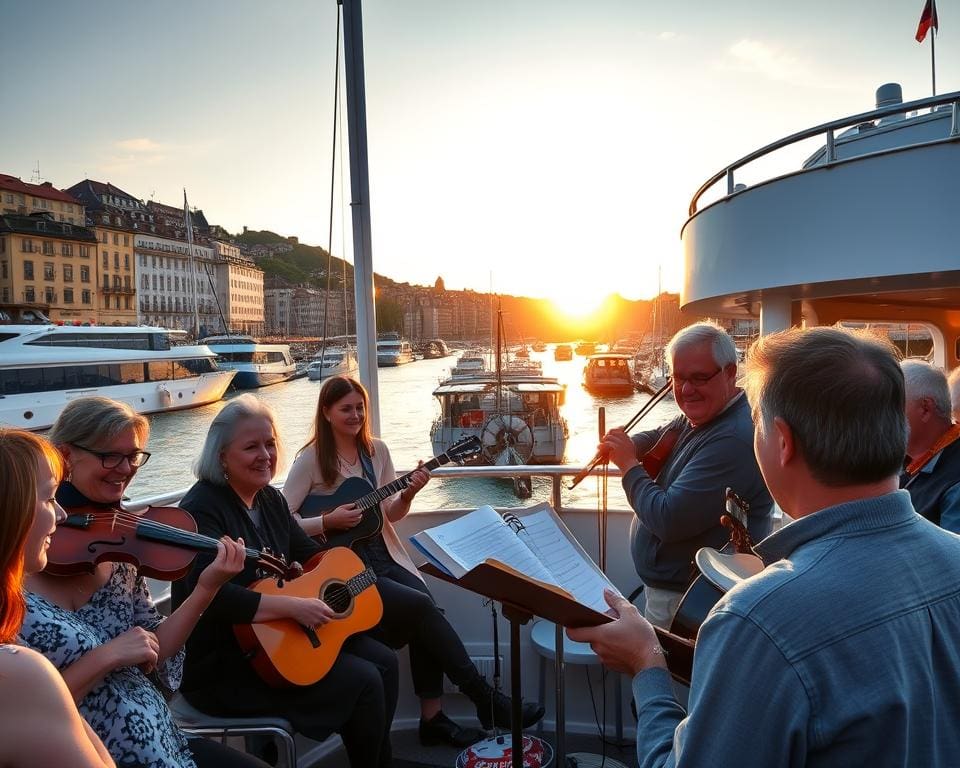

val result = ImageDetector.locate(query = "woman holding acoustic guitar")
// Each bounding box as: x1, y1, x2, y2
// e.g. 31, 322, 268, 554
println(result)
172, 393, 399, 768
20, 397, 268, 768
0, 428, 115, 767
282, 375, 544, 748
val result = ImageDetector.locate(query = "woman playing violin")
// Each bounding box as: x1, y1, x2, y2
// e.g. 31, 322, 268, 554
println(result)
20, 397, 269, 768
282, 375, 543, 747
0, 429, 115, 768
172, 394, 399, 768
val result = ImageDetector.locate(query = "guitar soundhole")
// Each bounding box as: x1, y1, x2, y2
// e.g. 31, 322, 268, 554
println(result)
322, 582, 351, 614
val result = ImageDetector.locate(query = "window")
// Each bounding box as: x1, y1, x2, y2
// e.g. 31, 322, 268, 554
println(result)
42, 241, 54, 255
24, 286, 35, 302
23, 260, 34, 280
113, 276, 121, 288
113, 252, 119, 270
124, 253, 130, 270
61, 243, 73, 256
44, 287, 55, 303
123, 234, 129, 246
63, 265, 73, 282
124, 276, 130, 289
102, 251, 108, 268
0, 262, 5, 279
80, 266, 90, 283
43, 263, 55, 281
81, 290, 91, 305
79, 245, 90, 258
124, 296, 131, 310
64, 288, 74, 304
113, 233, 119, 245
21, 238, 33, 252
103, 275, 110, 289
101, 232, 107, 243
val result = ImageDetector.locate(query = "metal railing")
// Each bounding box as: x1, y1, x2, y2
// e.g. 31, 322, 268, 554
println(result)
128, 463, 626, 515
690, 90, 960, 217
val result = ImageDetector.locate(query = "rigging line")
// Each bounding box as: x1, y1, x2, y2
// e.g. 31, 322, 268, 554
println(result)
318, 2, 343, 365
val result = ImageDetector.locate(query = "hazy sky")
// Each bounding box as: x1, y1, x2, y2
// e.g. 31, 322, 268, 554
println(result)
1, 0, 955, 309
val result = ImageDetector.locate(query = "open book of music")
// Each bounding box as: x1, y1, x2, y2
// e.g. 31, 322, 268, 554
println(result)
410, 502, 620, 615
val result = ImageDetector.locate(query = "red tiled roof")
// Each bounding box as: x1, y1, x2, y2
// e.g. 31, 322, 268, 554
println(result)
0, 174, 82, 205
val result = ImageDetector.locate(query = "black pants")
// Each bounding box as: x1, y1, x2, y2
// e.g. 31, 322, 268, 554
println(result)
185, 634, 398, 768
369, 561, 477, 700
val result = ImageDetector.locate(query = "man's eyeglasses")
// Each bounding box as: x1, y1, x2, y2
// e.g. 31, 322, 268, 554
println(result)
672, 367, 723, 388
71, 444, 151, 469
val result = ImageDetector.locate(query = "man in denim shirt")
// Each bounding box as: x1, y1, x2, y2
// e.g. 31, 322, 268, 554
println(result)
572, 327, 960, 767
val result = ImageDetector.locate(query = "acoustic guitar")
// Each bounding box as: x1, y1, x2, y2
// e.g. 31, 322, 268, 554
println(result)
670, 488, 762, 640
298, 435, 482, 550
234, 546, 382, 687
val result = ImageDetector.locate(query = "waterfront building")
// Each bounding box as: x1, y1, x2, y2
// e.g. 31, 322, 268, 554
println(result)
263, 281, 351, 337
0, 174, 84, 224
212, 239, 265, 336
0, 212, 98, 323
66, 180, 143, 326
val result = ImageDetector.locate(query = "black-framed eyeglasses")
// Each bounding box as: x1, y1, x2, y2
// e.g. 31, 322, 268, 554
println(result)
672, 366, 723, 388
70, 443, 151, 469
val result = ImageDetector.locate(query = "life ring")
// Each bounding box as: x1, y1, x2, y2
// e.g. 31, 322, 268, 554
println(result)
480, 414, 534, 465
157, 383, 173, 407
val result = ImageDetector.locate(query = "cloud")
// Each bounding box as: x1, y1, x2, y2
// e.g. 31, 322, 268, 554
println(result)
658, 31, 677, 41
719, 38, 826, 89
115, 137, 162, 152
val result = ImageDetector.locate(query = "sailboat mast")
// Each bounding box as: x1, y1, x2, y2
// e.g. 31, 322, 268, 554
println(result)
341, 0, 380, 433
183, 189, 200, 339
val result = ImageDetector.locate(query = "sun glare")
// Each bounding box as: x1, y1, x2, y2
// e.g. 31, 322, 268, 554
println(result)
548, 288, 609, 323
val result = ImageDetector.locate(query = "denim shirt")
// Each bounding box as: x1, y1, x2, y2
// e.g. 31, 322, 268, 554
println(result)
632, 490, 960, 768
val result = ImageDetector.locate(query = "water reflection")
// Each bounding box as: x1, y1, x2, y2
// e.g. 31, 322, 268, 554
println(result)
127, 349, 680, 510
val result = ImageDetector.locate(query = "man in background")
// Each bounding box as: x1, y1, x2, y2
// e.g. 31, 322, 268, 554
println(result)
601, 321, 772, 628
572, 327, 960, 767
900, 359, 960, 533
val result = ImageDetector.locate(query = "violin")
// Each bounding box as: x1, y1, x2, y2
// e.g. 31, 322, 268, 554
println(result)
640, 424, 682, 478
46, 505, 300, 582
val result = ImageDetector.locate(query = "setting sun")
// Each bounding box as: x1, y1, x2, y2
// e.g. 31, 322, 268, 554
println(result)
547, 288, 610, 322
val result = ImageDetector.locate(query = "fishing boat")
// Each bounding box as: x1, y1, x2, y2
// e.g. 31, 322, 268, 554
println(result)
574, 341, 596, 356
376, 333, 415, 366
0, 324, 235, 430
305, 345, 358, 381
553, 343, 573, 361
582, 353, 635, 397
200, 334, 297, 389
449, 349, 489, 377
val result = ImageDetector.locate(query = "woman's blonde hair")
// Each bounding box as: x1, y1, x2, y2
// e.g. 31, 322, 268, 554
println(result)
48, 396, 149, 451
0, 430, 63, 642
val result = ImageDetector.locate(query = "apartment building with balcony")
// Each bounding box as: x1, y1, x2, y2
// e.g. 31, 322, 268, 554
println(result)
1, 174, 85, 225
0, 213, 98, 322
212, 240, 264, 336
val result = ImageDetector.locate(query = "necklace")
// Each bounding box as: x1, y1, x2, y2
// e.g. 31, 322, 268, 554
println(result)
337, 450, 359, 468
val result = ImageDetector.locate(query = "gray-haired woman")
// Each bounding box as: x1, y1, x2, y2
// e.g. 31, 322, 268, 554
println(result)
172, 394, 399, 768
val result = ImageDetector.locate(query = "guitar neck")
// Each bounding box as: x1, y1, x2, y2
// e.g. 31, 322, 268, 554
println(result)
354, 453, 450, 509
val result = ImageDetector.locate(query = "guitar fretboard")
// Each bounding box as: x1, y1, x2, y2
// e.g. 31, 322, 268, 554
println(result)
353, 453, 450, 510
348, 568, 378, 596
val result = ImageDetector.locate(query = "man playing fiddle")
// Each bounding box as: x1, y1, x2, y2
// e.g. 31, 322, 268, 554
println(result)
601, 321, 773, 628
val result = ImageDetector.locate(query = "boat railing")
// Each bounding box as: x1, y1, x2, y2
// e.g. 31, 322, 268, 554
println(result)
689, 89, 960, 217
127, 463, 628, 516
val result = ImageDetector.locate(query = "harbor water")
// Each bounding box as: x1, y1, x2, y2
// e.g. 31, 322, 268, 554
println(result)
124, 349, 681, 510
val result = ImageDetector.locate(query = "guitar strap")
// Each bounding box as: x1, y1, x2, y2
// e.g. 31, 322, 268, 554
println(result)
358, 447, 377, 488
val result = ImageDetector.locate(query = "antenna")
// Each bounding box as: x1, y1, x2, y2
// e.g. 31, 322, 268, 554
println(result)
30, 161, 42, 184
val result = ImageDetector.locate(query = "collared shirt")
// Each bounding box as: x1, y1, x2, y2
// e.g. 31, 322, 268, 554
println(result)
911, 449, 960, 533
632, 490, 960, 768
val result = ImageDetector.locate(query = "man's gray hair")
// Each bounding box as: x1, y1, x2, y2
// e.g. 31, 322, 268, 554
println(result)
666, 321, 738, 370
901, 359, 952, 422
743, 326, 906, 486
48, 396, 149, 449
194, 394, 283, 484
948, 367, 960, 421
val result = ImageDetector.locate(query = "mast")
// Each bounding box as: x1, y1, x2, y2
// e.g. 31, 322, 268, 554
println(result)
183, 189, 200, 339
341, 0, 380, 433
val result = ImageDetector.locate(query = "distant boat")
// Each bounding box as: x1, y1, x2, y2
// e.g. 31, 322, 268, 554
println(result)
0, 324, 235, 430
450, 350, 489, 377
574, 341, 597, 356
531, 340, 546, 352
376, 333, 415, 366
201, 334, 297, 389
422, 339, 451, 359
553, 343, 573, 361
582, 353, 635, 397
306, 346, 358, 381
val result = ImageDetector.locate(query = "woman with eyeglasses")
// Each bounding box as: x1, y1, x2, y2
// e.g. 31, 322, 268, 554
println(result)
19, 397, 271, 768
0, 429, 115, 767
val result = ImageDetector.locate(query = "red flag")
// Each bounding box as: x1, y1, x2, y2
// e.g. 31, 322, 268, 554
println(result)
916, 0, 939, 42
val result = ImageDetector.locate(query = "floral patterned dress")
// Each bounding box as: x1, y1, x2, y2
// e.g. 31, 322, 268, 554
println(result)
19, 563, 196, 768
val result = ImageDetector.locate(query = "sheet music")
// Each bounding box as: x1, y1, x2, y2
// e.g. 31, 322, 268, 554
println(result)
410, 505, 558, 585
518, 506, 620, 613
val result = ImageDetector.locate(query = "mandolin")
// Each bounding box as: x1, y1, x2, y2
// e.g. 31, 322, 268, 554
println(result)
297, 435, 482, 550
234, 546, 382, 687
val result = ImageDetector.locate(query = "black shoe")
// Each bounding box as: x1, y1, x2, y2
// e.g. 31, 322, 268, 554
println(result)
419, 711, 485, 748
462, 676, 545, 731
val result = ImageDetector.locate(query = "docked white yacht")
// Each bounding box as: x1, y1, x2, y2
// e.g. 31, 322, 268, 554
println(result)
201, 334, 297, 389
0, 324, 235, 431
305, 346, 359, 381
376, 333, 415, 366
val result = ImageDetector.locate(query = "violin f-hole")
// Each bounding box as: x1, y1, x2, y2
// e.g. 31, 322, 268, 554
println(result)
86, 536, 127, 554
